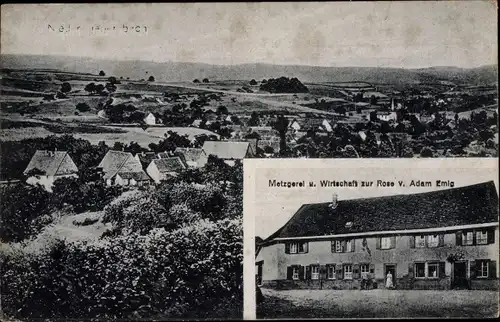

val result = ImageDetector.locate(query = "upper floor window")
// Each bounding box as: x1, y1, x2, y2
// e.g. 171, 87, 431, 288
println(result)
463, 231, 474, 245
476, 230, 488, 245
427, 235, 439, 248
331, 239, 354, 253
344, 264, 353, 280
381, 237, 392, 249
311, 265, 320, 280
416, 235, 426, 248
286, 241, 308, 254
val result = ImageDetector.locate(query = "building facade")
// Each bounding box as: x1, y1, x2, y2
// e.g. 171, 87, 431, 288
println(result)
256, 181, 499, 290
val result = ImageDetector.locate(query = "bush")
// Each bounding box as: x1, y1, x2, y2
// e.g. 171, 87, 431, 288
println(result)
75, 102, 91, 112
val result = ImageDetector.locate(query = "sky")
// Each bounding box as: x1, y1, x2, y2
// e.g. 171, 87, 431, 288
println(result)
1, 2, 497, 68
248, 159, 499, 240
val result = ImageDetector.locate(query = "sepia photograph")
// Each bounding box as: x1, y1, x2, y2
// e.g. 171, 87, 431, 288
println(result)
245, 158, 499, 319
0, 1, 498, 321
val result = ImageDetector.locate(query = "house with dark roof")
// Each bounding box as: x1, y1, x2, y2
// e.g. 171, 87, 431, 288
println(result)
146, 156, 187, 183
23, 150, 79, 192
98, 150, 150, 186
256, 181, 499, 291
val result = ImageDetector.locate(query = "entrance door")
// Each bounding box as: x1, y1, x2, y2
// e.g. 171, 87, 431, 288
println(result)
453, 261, 468, 289
384, 264, 396, 289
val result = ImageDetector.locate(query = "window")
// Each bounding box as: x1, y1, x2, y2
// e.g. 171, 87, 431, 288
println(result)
311, 266, 319, 280
463, 231, 474, 245
344, 264, 353, 280
427, 235, 439, 248
292, 267, 299, 280
327, 265, 336, 279
289, 242, 307, 254
416, 235, 426, 248
415, 263, 426, 278
427, 263, 439, 278
381, 237, 392, 249
360, 264, 369, 279
477, 260, 489, 278
335, 240, 342, 252
476, 231, 488, 245
346, 239, 353, 252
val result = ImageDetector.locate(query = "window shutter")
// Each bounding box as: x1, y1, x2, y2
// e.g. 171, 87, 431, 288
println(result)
489, 261, 497, 279
472, 231, 477, 245
376, 237, 381, 249
286, 266, 292, 280
306, 265, 311, 280
351, 239, 355, 252
336, 266, 343, 280
408, 263, 414, 278
353, 264, 360, 279
369, 263, 375, 275
320, 265, 327, 279
331, 241, 336, 253
439, 262, 446, 278
299, 265, 305, 280
390, 236, 396, 249
341, 240, 347, 253
487, 229, 495, 245
409, 235, 415, 248
455, 231, 462, 246
438, 234, 444, 247
285, 243, 290, 254
470, 260, 477, 279
303, 242, 309, 253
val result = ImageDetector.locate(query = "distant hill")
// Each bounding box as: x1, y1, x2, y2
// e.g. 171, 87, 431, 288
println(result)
1, 54, 497, 85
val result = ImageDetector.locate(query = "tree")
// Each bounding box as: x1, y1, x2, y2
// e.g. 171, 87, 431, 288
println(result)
370, 95, 378, 105
335, 105, 347, 116
216, 105, 229, 115
75, 102, 91, 112
108, 76, 118, 85
202, 78, 210, 83
420, 146, 434, 157
247, 112, 260, 126
272, 115, 289, 156
60, 82, 72, 94
148, 75, 155, 82
99, 70, 106, 76
369, 111, 378, 122
84, 82, 96, 95
193, 79, 200, 83
95, 84, 105, 95
105, 82, 117, 93
259, 77, 308, 93
249, 79, 257, 85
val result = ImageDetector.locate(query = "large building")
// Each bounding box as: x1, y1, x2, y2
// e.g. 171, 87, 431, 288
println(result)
256, 181, 499, 290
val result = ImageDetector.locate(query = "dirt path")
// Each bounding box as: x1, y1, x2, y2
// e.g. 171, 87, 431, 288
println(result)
258, 288, 498, 319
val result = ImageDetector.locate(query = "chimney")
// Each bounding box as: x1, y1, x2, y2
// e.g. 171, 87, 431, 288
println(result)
330, 193, 338, 209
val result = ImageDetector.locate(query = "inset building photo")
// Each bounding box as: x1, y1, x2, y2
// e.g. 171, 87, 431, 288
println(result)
247, 159, 499, 319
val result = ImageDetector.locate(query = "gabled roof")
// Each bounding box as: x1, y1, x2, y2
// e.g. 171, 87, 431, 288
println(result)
174, 147, 205, 163
202, 141, 251, 159
98, 150, 148, 180
150, 157, 187, 173
24, 150, 78, 176
266, 181, 499, 240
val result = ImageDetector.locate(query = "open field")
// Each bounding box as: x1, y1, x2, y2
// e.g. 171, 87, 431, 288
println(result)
257, 288, 499, 319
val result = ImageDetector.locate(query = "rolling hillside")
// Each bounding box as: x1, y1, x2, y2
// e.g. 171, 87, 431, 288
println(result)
1, 54, 497, 85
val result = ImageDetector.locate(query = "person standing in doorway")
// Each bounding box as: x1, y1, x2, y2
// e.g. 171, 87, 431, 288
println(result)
385, 271, 394, 289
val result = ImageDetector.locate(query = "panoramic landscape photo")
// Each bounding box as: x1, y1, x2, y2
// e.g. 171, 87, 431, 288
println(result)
0, 2, 498, 321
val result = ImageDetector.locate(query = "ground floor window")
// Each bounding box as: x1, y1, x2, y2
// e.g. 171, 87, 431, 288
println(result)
427, 262, 439, 278
344, 264, 353, 280
292, 267, 299, 280
415, 263, 426, 278
311, 265, 319, 280
327, 265, 336, 279
477, 260, 489, 278
360, 264, 369, 279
